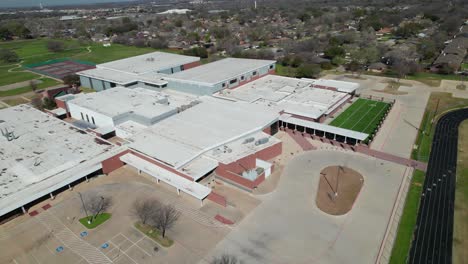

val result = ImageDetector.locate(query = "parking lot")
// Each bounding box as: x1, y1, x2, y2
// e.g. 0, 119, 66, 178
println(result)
0, 168, 234, 264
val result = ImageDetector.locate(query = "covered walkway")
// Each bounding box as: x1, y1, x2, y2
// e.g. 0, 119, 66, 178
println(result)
279, 114, 368, 145
120, 153, 211, 204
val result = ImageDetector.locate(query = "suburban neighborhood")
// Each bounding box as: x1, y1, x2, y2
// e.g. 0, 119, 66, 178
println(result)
0, 1, 467, 264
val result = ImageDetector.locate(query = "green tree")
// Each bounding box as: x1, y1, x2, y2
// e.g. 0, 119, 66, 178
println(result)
0, 49, 19, 63
296, 64, 321, 78
324, 46, 345, 59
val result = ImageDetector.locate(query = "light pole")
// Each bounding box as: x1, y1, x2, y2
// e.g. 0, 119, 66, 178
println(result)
78, 192, 90, 224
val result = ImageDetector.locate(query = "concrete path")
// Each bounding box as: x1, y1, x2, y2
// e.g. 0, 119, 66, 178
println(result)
286, 130, 316, 151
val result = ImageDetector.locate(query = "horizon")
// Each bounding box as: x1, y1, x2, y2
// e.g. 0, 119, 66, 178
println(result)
0, 0, 136, 9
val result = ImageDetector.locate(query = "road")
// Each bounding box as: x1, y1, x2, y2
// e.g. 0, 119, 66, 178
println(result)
409, 108, 468, 264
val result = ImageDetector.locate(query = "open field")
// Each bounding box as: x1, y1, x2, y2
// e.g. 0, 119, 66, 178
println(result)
330, 98, 391, 134
389, 169, 425, 264
453, 120, 468, 264
0, 39, 160, 88
0, 77, 61, 97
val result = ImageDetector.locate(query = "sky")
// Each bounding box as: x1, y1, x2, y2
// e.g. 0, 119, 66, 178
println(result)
0, 0, 134, 8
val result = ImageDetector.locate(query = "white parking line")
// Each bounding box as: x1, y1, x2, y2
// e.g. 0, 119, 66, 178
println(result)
107, 239, 139, 264
120, 233, 152, 257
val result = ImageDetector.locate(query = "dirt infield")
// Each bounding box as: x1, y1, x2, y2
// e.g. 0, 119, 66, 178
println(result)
316, 166, 364, 215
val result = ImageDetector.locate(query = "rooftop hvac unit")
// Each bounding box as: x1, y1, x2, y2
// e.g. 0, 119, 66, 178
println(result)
243, 137, 255, 144
255, 137, 269, 146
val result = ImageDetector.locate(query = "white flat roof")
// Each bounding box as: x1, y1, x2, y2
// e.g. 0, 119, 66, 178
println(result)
78, 67, 168, 86
167, 58, 276, 85
67, 87, 198, 123
280, 114, 368, 141
215, 75, 351, 119
120, 153, 211, 200
0, 105, 117, 216
306, 78, 359, 93
129, 97, 278, 168
97, 52, 200, 75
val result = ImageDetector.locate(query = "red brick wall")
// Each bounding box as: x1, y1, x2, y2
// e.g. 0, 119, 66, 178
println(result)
55, 99, 67, 110
256, 142, 282, 161
216, 169, 266, 190
207, 192, 227, 207
101, 149, 130, 174
263, 126, 272, 135
217, 154, 256, 175
183, 61, 201, 70
229, 72, 266, 90
215, 142, 281, 190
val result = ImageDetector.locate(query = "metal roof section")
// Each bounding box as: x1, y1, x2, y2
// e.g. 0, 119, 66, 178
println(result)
120, 153, 211, 200
129, 96, 279, 168
280, 114, 369, 141
0, 104, 117, 216
97, 51, 200, 75
166, 58, 276, 85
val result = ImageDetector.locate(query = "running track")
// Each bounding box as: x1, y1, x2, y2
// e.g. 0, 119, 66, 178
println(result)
409, 108, 468, 264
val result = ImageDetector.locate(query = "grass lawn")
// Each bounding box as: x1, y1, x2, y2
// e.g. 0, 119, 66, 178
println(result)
0, 70, 39, 86
0, 38, 163, 86
0, 77, 61, 97
134, 222, 173, 247
412, 93, 468, 162
79, 213, 111, 229
389, 170, 425, 264
275, 64, 298, 77
329, 98, 391, 134
364, 71, 463, 87
453, 120, 468, 264
2, 97, 30, 106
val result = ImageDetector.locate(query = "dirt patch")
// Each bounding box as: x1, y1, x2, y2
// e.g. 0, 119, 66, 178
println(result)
316, 166, 364, 215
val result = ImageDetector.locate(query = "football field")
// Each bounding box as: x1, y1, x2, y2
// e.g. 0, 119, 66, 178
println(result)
330, 98, 391, 134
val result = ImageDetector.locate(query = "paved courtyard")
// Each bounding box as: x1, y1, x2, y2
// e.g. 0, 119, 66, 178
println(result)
201, 150, 408, 264
0, 168, 235, 264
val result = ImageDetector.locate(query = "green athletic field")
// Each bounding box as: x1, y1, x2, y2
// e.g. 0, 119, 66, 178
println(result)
329, 98, 391, 134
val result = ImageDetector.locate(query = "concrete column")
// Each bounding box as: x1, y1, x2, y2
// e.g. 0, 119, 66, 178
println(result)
68, 184, 73, 191
294, 125, 297, 131
85, 176, 89, 182
333, 134, 336, 140
157, 178, 160, 184
344, 137, 348, 144
50, 193, 55, 200
138, 169, 141, 175
21, 206, 27, 214
200, 199, 203, 206
177, 188, 180, 195
313, 129, 316, 136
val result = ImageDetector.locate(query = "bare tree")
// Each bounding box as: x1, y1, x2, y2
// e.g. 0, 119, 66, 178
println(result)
46, 40, 65, 52
392, 59, 410, 83
131, 198, 161, 225
152, 204, 180, 238
85, 194, 112, 223
29, 80, 38, 91
211, 254, 241, 264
